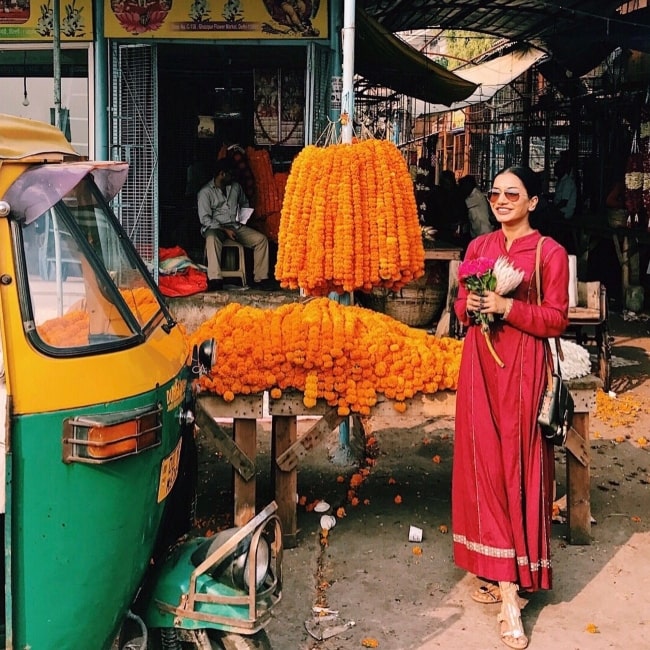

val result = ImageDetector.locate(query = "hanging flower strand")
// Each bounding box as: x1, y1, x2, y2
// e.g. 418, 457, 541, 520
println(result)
458, 256, 524, 367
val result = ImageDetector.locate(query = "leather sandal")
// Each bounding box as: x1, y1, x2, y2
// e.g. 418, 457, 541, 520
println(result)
471, 583, 502, 604
497, 583, 528, 649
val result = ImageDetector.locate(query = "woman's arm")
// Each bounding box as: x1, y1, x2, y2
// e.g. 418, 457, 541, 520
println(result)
503, 242, 569, 338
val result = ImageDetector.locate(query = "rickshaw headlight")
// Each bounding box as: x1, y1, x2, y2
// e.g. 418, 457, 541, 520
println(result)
232, 535, 270, 590
192, 528, 272, 591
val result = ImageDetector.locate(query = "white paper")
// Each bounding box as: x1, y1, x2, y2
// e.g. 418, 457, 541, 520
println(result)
568, 255, 578, 308
238, 207, 254, 225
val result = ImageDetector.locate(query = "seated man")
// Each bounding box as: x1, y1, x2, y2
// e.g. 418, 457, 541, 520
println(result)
197, 159, 274, 291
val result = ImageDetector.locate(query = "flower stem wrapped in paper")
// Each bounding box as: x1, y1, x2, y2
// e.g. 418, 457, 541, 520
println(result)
458, 256, 524, 367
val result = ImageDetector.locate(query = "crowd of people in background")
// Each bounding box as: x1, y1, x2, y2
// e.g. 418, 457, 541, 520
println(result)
414, 151, 585, 254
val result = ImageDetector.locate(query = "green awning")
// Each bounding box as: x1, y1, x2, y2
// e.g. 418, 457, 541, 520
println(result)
355, 8, 478, 106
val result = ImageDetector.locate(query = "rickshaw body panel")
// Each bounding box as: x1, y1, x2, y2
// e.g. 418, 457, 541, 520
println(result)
9, 383, 185, 649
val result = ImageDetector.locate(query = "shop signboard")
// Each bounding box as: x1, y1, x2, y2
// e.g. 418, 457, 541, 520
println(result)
0, 0, 93, 41
104, 0, 329, 40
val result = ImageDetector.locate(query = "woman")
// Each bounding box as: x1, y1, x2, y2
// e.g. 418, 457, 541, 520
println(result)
452, 166, 569, 649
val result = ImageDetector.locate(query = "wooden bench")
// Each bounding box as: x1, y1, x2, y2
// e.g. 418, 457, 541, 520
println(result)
567, 281, 611, 392
195, 376, 600, 548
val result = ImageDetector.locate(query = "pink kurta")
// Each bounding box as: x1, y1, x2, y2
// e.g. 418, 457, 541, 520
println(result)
452, 230, 569, 591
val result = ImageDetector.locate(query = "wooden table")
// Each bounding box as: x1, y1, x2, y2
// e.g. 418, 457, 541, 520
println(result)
195, 375, 600, 548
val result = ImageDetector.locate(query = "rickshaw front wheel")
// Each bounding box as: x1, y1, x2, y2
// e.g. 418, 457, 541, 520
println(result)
147, 628, 271, 650
215, 630, 271, 650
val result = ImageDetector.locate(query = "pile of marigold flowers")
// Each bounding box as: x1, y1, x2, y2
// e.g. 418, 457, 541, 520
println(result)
37, 287, 159, 347
276, 139, 424, 296
594, 388, 649, 428
188, 298, 462, 414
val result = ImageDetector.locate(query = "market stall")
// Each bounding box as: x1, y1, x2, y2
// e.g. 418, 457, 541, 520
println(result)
195, 375, 599, 549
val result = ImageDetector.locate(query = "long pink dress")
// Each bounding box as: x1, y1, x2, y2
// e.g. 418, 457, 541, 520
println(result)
452, 230, 569, 591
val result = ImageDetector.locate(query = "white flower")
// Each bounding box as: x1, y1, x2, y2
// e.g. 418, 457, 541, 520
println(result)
494, 256, 524, 296
551, 339, 591, 380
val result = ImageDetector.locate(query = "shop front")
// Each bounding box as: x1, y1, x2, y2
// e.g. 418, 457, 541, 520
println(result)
1, 0, 335, 274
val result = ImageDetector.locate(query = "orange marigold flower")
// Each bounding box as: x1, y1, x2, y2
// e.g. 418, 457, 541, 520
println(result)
394, 495, 402, 504
336, 475, 345, 483
438, 524, 449, 534
350, 473, 364, 488
336, 506, 347, 518
432, 455, 442, 464
361, 638, 379, 648
412, 546, 423, 556
270, 387, 282, 399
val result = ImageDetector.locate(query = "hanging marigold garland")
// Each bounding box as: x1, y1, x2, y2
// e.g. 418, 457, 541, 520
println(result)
276, 139, 425, 296
245, 146, 282, 218
188, 298, 462, 414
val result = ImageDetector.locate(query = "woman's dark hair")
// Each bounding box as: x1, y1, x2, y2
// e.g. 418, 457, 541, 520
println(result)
495, 166, 540, 198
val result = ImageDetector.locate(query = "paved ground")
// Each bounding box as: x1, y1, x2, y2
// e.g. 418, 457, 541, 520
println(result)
193, 309, 650, 650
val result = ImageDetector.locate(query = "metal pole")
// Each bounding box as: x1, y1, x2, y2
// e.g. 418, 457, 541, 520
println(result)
341, 0, 355, 144
53, 0, 62, 131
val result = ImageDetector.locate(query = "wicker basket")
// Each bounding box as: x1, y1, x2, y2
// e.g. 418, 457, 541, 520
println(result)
356, 262, 449, 327
384, 284, 447, 327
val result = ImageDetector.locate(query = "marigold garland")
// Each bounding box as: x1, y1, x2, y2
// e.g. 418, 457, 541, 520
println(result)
37, 287, 160, 347
188, 298, 461, 414
276, 139, 424, 296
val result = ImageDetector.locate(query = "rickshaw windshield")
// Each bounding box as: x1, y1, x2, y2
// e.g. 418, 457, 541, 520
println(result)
8, 167, 170, 354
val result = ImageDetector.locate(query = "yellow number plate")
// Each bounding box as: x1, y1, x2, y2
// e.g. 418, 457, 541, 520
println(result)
157, 438, 182, 503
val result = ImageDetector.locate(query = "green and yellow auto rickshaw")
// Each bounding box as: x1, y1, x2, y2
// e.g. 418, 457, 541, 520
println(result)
0, 114, 281, 650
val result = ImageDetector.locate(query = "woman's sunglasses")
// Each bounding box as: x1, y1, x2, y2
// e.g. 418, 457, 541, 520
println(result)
487, 189, 528, 204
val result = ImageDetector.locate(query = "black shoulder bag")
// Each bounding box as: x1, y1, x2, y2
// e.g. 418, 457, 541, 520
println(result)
535, 238, 574, 446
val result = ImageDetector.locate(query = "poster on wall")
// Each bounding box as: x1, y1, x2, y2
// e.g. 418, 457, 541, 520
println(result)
0, 0, 93, 41
105, 0, 328, 39
254, 68, 305, 147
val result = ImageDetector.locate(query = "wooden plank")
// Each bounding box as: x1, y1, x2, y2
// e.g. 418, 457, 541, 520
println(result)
424, 245, 462, 261
268, 392, 334, 416
272, 416, 298, 548
568, 307, 601, 321
276, 407, 345, 472
196, 393, 264, 419
566, 412, 591, 544
195, 399, 256, 481
564, 426, 589, 467
233, 418, 257, 526
576, 281, 600, 310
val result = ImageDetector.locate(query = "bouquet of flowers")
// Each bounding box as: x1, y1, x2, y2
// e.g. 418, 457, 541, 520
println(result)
458, 256, 524, 367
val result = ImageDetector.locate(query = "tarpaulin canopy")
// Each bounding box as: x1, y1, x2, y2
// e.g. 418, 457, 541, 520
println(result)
412, 48, 548, 117
360, 0, 650, 79
355, 8, 478, 106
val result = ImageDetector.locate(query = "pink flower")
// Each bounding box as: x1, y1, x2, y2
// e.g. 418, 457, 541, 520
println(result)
458, 256, 524, 368
458, 257, 495, 282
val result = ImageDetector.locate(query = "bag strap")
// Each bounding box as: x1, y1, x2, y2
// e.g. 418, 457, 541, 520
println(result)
535, 237, 563, 388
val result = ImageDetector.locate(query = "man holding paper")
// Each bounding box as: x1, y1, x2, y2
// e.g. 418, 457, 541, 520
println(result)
198, 158, 273, 291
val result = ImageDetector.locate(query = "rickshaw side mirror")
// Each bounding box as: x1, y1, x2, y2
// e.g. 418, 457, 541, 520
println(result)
191, 339, 217, 376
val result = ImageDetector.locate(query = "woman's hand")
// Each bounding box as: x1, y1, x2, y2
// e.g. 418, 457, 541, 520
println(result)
467, 291, 511, 315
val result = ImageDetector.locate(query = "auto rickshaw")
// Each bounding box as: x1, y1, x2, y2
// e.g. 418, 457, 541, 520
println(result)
0, 114, 281, 649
